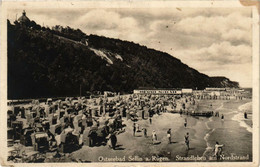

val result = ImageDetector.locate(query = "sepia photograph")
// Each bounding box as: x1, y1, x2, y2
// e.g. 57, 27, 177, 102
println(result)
0, 1, 259, 166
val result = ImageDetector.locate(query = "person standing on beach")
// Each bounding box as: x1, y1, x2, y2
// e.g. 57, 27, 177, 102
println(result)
152, 130, 157, 142
149, 117, 152, 124
143, 128, 147, 137
136, 123, 140, 132
110, 132, 117, 150
221, 114, 224, 121
167, 129, 171, 144
133, 123, 136, 136
184, 132, 189, 150
244, 112, 248, 119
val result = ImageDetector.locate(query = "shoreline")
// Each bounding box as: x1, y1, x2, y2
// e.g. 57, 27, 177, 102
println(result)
203, 100, 252, 161
70, 99, 252, 162
231, 101, 252, 132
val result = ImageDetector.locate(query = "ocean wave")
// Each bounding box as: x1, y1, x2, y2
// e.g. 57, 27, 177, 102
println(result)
203, 102, 252, 157
232, 112, 252, 133
238, 102, 252, 112
203, 102, 224, 156
216, 103, 224, 111
232, 102, 252, 133
225, 110, 238, 115
203, 128, 215, 156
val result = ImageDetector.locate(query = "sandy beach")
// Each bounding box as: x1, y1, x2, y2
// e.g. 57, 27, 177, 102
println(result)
67, 99, 252, 162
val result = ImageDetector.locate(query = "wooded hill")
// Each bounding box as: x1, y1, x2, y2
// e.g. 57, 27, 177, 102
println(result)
7, 20, 239, 99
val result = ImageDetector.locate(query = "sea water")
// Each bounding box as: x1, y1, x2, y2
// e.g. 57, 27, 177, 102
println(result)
231, 102, 252, 133
203, 101, 252, 161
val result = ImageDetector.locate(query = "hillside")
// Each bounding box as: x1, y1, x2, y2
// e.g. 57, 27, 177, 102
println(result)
210, 77, 239, 88
7, 19, 239, 99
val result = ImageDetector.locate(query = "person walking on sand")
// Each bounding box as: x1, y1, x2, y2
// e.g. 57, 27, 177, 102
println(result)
167, 129, 172, 144
184, 118, 187, 128
185, 132, 190, 150
149, 117, 152, 124
133, 122, 136, 136
214, 141, 224, 159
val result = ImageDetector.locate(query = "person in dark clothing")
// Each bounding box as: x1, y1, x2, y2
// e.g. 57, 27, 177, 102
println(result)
185, 132, 190, 150
133, 123, 136, 136
143, 128, 147, 137
110, 132, 117, 150
88, 129, 97, 147
149, 117, 152, 124
244, 112, 248, 119
184, 118, 187, 128
221, 114, 224, 121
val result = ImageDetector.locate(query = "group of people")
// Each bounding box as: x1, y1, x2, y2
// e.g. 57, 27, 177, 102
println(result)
8, 92, 228, 162
131, 120, 192, 150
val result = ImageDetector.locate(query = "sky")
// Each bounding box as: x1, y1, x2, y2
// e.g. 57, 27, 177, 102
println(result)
8, 8, 253, 88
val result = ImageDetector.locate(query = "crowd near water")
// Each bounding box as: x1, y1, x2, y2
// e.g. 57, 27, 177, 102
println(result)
7, 90, 251, 162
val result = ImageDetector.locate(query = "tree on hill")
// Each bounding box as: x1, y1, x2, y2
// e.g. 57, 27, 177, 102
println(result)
7, 19, 239, 99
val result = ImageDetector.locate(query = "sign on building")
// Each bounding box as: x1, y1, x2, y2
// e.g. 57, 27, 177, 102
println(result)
133, 89, 182, 95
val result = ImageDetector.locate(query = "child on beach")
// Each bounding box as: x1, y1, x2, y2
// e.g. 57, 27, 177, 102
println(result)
185, 132, 189, 150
